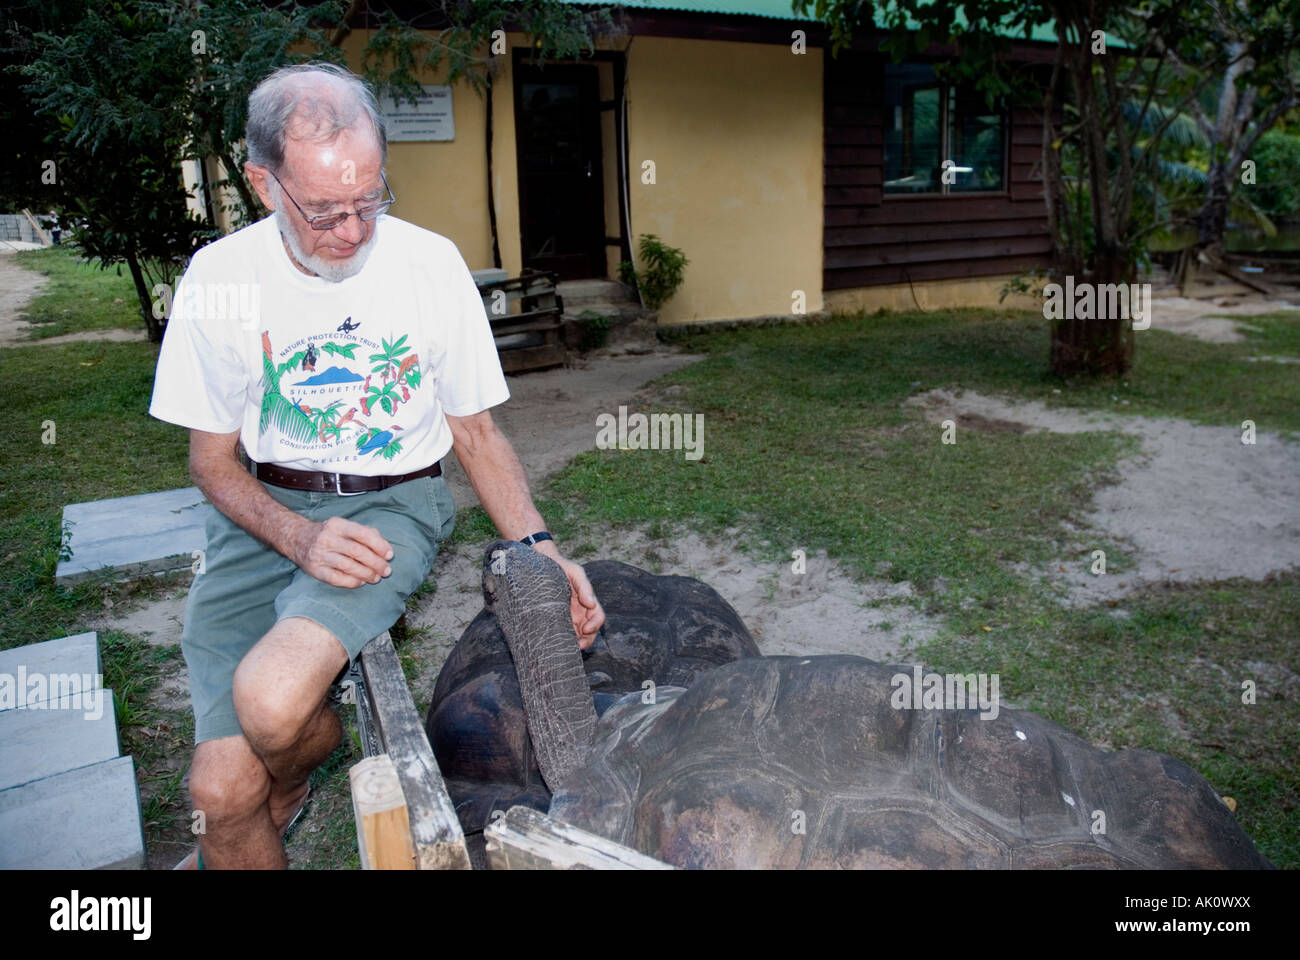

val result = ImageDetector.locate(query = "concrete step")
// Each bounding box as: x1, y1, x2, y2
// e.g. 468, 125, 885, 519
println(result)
562, 300, 646, 318
556, 279, 637, 304
0, 632, 100, 701
57, 487, 211, 584
0, 755, 145, 869
0, 688, 120, 791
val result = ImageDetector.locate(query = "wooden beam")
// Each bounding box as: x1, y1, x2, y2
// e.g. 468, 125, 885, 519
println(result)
357, 633, 471, 870
21, 209, 49, 246
484, 805, 674, 870
349, 754, 416, 870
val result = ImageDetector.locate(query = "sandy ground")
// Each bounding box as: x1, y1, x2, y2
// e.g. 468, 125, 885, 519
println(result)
907, 388, 1300, 605
1149, 294, 1300, 344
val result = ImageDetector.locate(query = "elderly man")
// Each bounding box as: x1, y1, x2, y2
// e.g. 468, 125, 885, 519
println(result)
150, 62, 604, 869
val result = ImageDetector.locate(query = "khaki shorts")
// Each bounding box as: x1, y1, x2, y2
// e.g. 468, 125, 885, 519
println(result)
181, 473, 455, 744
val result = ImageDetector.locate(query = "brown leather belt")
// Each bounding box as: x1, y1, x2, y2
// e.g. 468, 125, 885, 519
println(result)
248, 458, 441, 495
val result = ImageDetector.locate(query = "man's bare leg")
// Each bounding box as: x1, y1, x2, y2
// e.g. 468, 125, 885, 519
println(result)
182, 616, 348, 869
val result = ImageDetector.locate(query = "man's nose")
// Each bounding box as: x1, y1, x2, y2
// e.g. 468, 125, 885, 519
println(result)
331, 214, 365, 246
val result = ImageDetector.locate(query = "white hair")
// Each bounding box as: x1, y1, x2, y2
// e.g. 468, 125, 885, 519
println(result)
246, 62, 387, 175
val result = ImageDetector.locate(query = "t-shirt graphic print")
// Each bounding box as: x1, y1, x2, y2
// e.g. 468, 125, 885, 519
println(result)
261, 326, 421, 467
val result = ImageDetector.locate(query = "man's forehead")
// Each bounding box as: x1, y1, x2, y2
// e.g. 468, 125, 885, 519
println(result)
280, 130, 383, 199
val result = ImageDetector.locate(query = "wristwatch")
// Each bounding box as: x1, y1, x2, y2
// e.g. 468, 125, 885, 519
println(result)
519, 531, 553, 547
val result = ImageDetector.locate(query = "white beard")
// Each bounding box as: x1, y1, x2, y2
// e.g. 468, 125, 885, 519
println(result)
273, 202, 378, 282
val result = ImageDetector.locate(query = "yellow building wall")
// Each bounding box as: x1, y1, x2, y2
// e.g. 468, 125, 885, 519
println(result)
625, 37, 824, 325
337, 32, 826, 325
337, 31, 514, 274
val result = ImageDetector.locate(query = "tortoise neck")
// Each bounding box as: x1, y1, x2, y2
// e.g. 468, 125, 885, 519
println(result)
484, 541, 598, 790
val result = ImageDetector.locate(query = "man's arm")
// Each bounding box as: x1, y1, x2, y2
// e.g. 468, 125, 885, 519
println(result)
446, 409, 605, 649
189, 428, 394, 589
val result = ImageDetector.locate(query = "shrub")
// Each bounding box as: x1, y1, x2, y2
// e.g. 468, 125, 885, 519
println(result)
623, 234, 688, 310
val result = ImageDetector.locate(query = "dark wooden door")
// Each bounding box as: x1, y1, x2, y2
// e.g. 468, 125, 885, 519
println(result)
514, 63, 606, 280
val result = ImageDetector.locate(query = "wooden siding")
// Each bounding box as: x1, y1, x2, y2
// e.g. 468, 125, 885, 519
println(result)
824, 52, 1051, 290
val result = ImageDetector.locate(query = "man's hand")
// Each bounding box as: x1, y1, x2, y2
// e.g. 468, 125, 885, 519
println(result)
550, 552, 605, 650
289, 516, 394, 588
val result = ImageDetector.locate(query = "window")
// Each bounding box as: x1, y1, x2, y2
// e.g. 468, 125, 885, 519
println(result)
883, 63, 1006, 195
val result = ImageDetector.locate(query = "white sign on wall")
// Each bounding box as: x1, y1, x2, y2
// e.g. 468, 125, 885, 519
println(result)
380, 85, 454, 142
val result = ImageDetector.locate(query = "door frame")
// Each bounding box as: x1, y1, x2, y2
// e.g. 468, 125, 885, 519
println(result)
511, 48, 631, 278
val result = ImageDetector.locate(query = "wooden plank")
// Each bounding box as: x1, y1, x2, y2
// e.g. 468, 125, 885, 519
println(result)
498, 343, 566, 374
350, 754, 416, 870
825, 145, 884, 166
826, 217, 1049, 247
825, 234, 1051, 269
489, 315, 566, 337
826, 196, 1044, 226
825, 165, 883, 187
0, 756, 144, 869
825, 252, 1050, 289
21, 208, 50, 246
1011, 143, 1044, 164
484, 805, 674, 871
357, 632, 471, 870
824, 123, 882, 146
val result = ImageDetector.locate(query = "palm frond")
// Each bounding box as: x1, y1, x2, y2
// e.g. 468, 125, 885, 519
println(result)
259, 392, 318, 444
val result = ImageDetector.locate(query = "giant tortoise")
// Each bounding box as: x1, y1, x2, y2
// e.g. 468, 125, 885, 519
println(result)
431, 540, 1271, 869
426, 556, 760, 830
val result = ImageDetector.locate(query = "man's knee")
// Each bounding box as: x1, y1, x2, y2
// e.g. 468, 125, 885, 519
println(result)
190, 737, 271, 822
232, 617, 345, 755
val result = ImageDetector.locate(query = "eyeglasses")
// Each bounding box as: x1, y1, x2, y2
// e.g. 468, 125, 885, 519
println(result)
270, 171, 395, 230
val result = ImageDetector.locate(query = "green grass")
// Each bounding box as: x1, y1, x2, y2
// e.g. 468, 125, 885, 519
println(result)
0, 340, 190, 646
12, 246, 145, 339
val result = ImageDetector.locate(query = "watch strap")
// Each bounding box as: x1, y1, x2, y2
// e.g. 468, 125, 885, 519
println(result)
519, 531, 553, 547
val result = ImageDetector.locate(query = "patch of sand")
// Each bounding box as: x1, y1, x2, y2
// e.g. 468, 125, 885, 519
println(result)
908, 388, 1300, 603
1149, 294, 1299, 344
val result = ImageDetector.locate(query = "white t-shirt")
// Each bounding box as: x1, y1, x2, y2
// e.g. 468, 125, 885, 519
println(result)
149, 214, 509, 474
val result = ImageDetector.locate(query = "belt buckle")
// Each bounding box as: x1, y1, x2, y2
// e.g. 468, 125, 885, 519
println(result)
333, 472, 365, 496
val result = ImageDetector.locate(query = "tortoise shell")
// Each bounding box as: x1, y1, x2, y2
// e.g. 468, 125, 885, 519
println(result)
549, 655, 1272, 868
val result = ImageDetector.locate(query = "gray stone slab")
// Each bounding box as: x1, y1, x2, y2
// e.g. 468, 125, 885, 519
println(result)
0, 688, 119, 790
0, 755, 145, 869
56, 487, 211, 584
0, 632, 100, 710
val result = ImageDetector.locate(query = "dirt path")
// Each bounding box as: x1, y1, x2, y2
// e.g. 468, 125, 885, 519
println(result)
908, 388, 1300, 604
0, 249, 147, 347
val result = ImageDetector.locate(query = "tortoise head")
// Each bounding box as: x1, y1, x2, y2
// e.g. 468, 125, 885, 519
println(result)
481, 540, 599, 792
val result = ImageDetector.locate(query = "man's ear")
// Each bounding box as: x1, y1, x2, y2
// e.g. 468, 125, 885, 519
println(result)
244, 162, 277, 211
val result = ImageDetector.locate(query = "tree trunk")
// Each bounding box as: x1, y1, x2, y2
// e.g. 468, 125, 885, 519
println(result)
220, 149, 262, 224
125, 250, 162, 342
1049, 257, 1136, 378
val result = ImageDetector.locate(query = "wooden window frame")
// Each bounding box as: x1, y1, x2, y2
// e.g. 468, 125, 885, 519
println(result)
884, 65, 1010, 201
